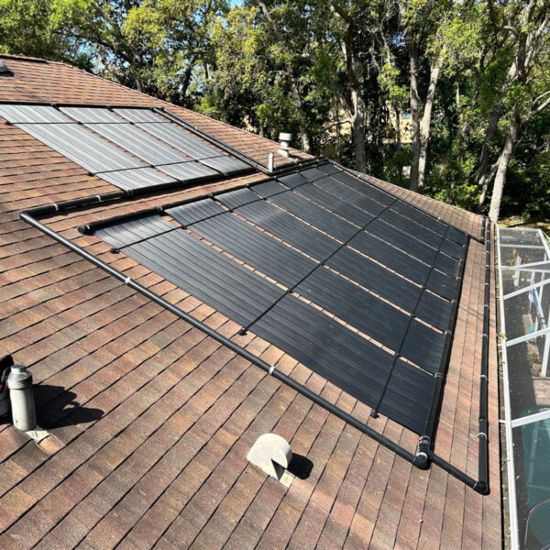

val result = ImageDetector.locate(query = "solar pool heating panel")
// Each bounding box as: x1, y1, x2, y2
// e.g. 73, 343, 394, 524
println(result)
114, 108, 166, 123
136, 122, 249, 173
61, 107, 125, 124
86, 122, 189, 166
365, 219, 439, 265
426, 270, 457, 301
391, 201, 469, 245
440, 238, 467, 260
313, 177, 389, 217
293, 184, 375, 227
0, 104, 69, 123
317, 163, 341, 175
90, 161, 473, 439
295, 267, 410, 351
380, 209, 444, 249
329, 171, 394, 207
253, 294, 436, 435
415, 291, 454, 331
136, 121, 222, 159
188, 213, 317, 287
295, 267, 446, 375
377, 360, 435, 435
326, 247, 421, 313
96, 216, 176, 248
236, 201, 341, 261
277, 172, 307, 188
251, 180, 288, 198
17, 122, 144, 174
167, 198, 225, 226
101, 168, 175, 190
97, 217, 284, 327
269, 191, 357, 242
348, 232, 432, 284
215, 188, 259, 210
299, 167, 328, 181
157, 161, 217, 181
200, 155, 250, 174
1, 104, 255, 190
434, 253, 462, 278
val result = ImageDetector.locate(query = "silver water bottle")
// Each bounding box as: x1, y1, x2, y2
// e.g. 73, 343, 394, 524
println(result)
7, 365, 36, 431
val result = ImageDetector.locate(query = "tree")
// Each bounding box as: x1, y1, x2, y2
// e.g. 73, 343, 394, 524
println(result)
0, 0, 93, 65
486, 0, 550, 222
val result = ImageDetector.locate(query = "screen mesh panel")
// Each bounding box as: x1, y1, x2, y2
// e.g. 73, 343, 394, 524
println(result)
0, 105, 250, 190
94, 162, 469, 435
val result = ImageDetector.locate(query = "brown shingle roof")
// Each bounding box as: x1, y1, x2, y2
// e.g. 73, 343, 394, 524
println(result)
0, 56, 501, 549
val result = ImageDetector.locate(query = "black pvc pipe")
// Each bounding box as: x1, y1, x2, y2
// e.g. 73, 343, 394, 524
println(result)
429, 452, 488, 494
18, 162, 493, 494
20, 208, 420, 467
78, 159, 325, 235
477, 217, 492, 492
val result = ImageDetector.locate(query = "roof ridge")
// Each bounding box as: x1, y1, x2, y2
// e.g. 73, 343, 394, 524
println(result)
57, 61, 305, 159
0, 53, 50, 64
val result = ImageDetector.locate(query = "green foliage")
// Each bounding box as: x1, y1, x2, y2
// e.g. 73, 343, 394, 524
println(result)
0, 0, 93, 64
0, 0, 548, 221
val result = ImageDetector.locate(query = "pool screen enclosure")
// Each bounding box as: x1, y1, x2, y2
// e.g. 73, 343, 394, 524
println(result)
498, 227, 550, 548
90, 161, 469, 437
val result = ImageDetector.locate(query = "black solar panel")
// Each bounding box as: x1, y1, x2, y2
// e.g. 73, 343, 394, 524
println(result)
269, 191, 357, 242
215, 187, 259, 210
236, 200, 341, 261
293, 183, 375, 227
94, 161, 469, 437
314, 176, 387, 216
184, 213, 317, 287
327, 246, 421, 313
167, 198, 225, 227
96, 216, 284, 327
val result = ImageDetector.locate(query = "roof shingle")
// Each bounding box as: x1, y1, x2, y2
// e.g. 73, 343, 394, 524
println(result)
0, 55, 501, 549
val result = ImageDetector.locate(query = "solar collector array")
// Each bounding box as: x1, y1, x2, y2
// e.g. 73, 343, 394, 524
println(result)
95, 162, 468, 436
0, 104, 249, 190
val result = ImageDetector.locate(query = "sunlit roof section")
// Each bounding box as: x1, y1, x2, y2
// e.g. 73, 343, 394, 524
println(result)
0, 104, 251, 190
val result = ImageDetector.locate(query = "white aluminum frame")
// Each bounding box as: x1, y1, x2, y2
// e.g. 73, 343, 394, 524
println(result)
498, 227, 550, 549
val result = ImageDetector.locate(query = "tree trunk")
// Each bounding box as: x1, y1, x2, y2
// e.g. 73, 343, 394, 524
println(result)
394, 105, 401, 150
477, 104, 501, 206
351, 88, 367, 172
331, 3, 367, 173
408, 42, 421, 191
488, 112, 520, 222
478, 55, 518, 206
417, 58, 442, 189
300, 131, 311, 153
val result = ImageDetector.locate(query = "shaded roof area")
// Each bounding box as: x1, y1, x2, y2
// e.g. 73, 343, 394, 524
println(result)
0, 55, 500, 548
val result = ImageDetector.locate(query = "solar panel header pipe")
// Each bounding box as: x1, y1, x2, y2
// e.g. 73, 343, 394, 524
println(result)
20, 196, 490, 492
21, 204, 425, 471
90, 175, 461, 436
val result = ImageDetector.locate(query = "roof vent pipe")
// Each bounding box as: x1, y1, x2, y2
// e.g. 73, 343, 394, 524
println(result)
247, 433, 293, 482
278, 132, 292, 158
7, 364, 36, 431
0, 60, 13, 76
